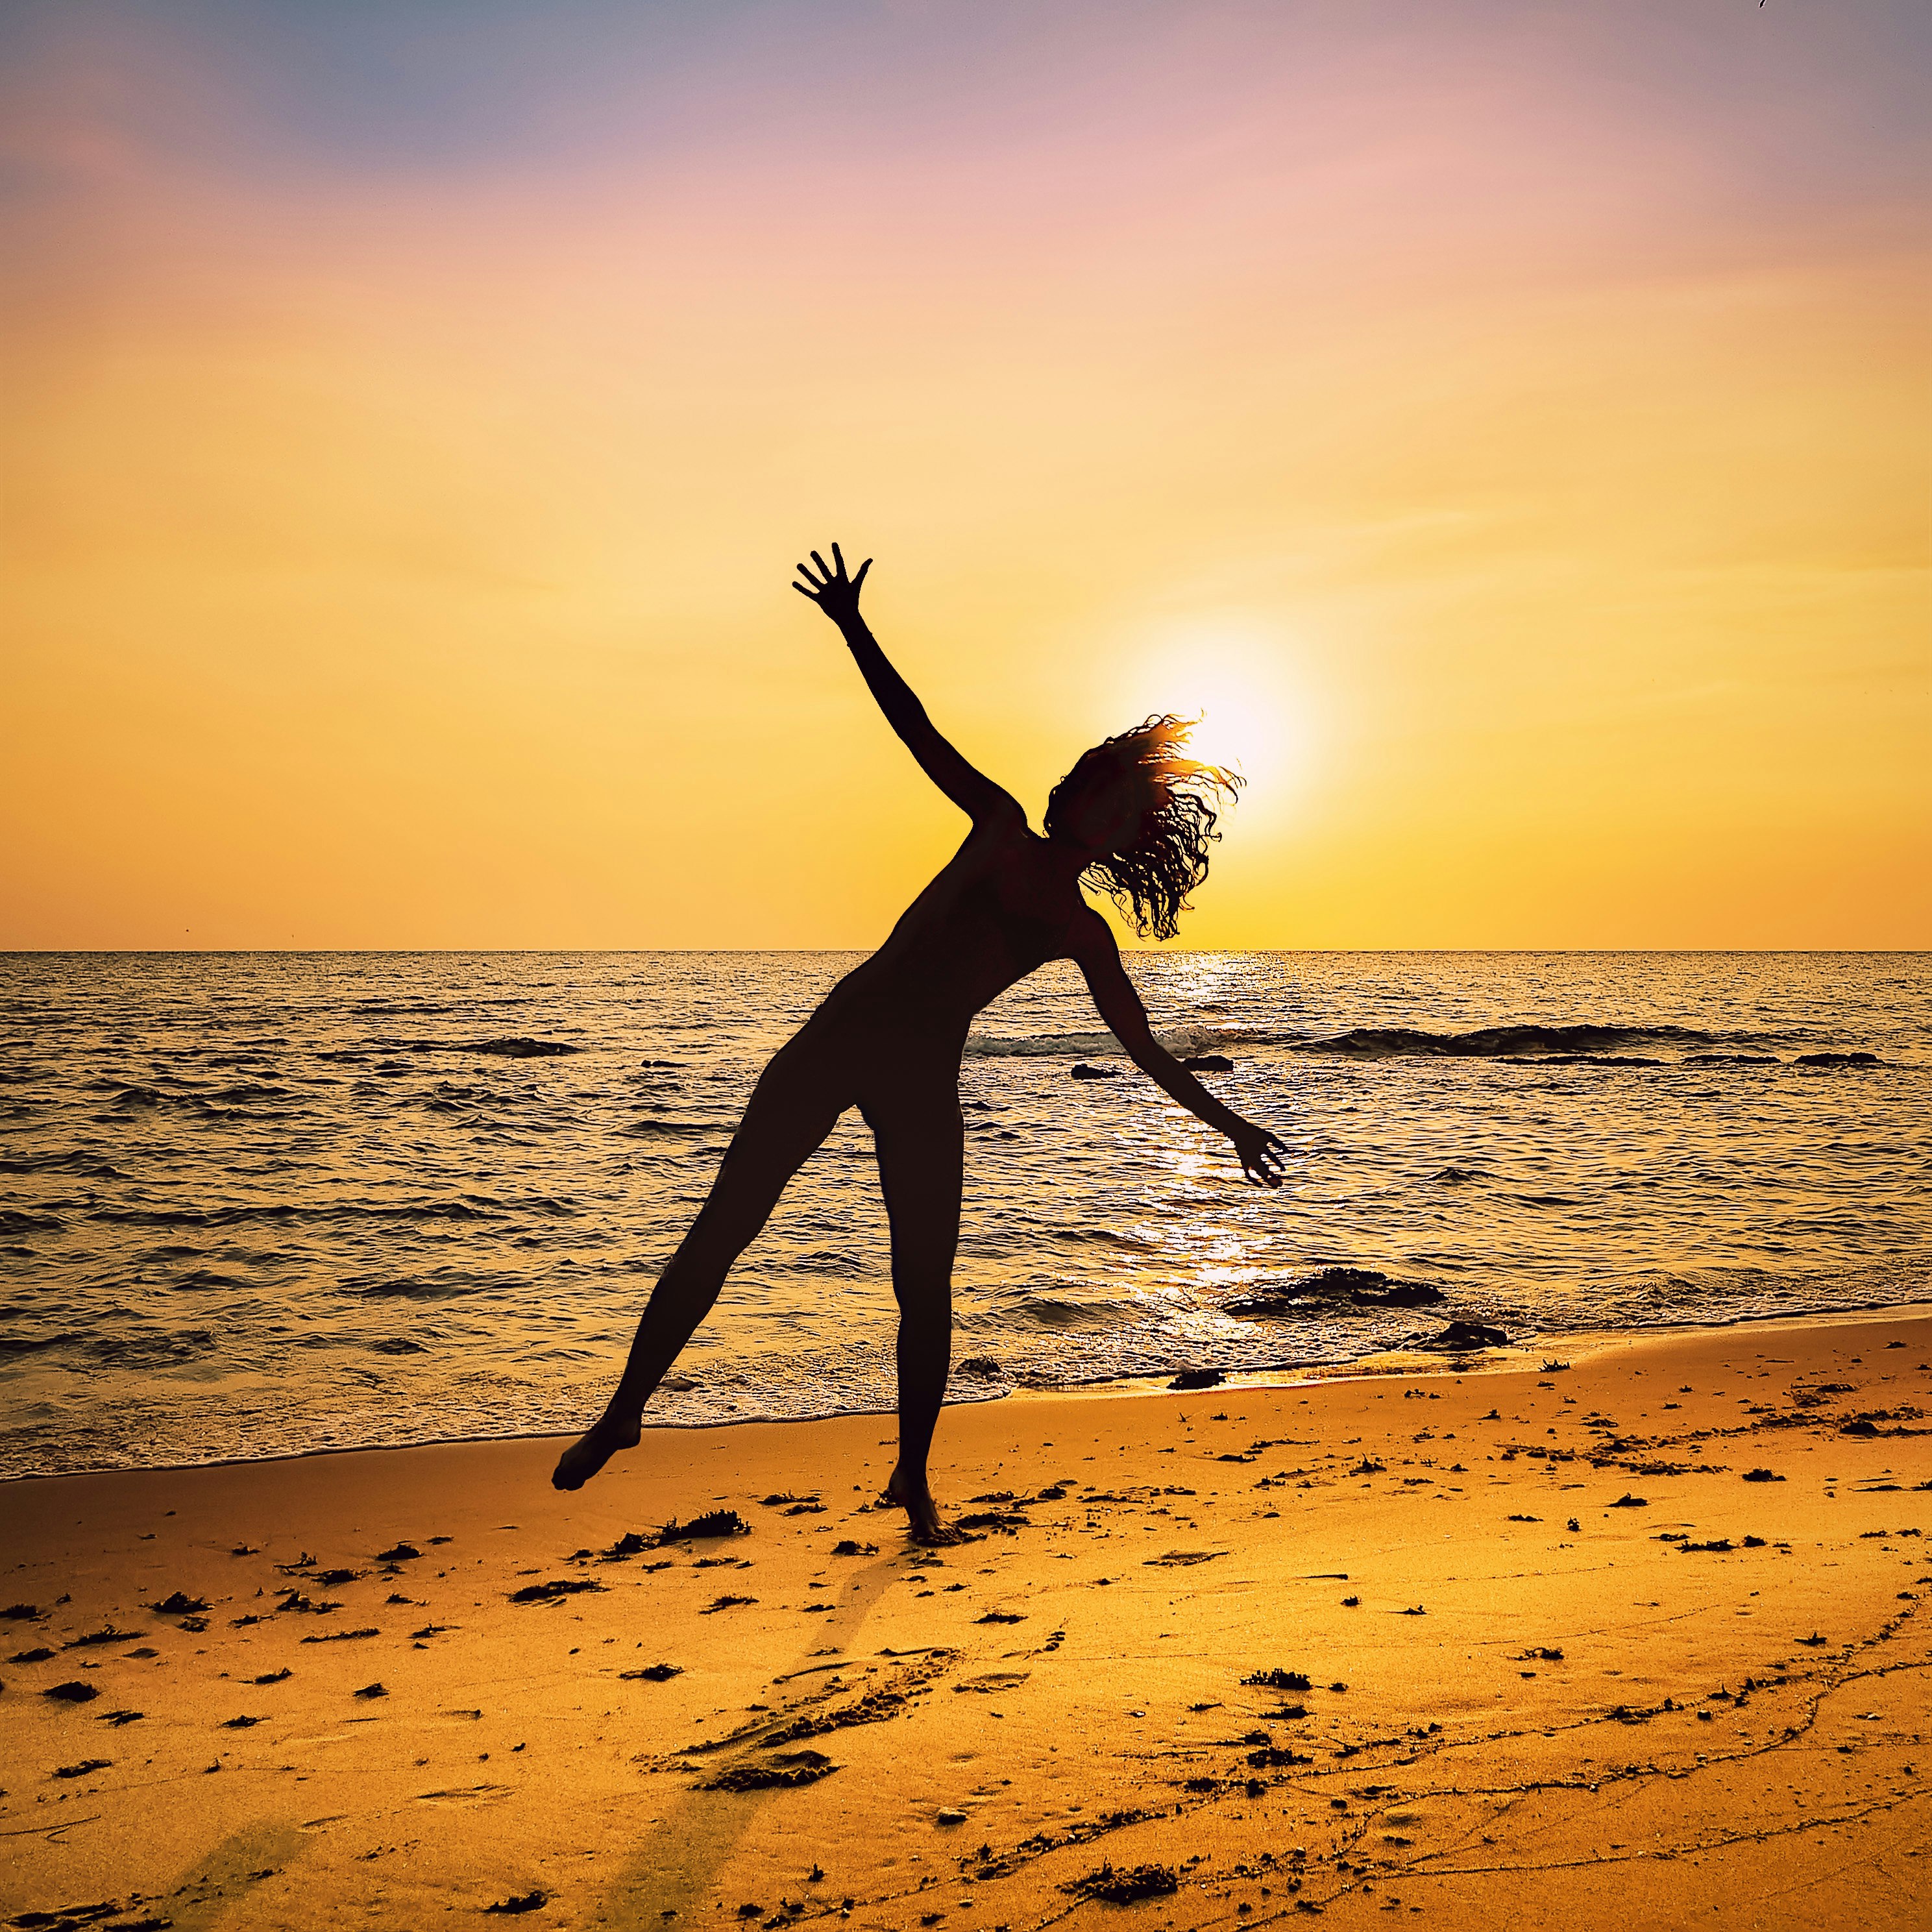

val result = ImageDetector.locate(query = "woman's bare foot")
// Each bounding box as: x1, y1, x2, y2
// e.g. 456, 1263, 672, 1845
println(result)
551, 1413, 641, 1491
883, 1464, 963, 1545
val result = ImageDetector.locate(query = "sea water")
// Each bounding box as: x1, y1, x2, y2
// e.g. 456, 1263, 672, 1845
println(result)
1, 950, 1925, 1477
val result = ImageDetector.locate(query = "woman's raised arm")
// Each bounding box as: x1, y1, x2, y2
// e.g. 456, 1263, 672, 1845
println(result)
794, 544, 1021, 827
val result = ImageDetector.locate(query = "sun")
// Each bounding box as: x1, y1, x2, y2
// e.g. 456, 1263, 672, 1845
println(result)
1114, 628, 1309, 799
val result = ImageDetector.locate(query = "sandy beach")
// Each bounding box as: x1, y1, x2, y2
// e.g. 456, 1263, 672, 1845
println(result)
3, 1310, 1926, 1931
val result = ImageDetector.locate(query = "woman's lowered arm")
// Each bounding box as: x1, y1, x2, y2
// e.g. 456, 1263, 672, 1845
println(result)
1071, 911, 1288, 1187
794, 544, 1021, 826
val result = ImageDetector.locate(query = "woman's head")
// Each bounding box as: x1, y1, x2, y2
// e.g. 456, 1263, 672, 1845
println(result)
1043, 714, 1242, 941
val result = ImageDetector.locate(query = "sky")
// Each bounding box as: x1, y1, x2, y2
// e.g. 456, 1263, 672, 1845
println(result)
3, 0, 1927, 951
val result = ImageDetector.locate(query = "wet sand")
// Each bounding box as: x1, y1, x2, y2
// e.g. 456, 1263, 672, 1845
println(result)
3, 1310, 1927, 1931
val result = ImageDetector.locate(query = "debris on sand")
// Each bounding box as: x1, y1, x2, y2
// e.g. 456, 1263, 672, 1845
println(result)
1608, 1494, 1648, 1508
376, 1542, 422, 1561
621, 1663, 683, 1681
483, 1889, 550, 1914
831, 1541, 877, 1557
354, 1682, 387, 1699
954, 1511, 1029, 1534
3, 1603, 43, 1620
63, 1626, 144, 1650
973, 1611, 1026, 1624
702, 1595, 758, 1613
508, 1579, 607, 1604
300, 1627, 380, 1643
148, 1591, 208, 1616
10, 1646, 55, 1663
1743, 1469, 1785, 1483
1241, 1668, 1312, 1692
44, 1681, 100, 1702
705, 1749, 838, 1791
659, 1510, 750, 1544
253, 1669, 292, 1684
221, 1714, 264, 1728
53, 1757, 113, 1779
1064, 1865, 1180, 1905
1143, 1551, 1227, 1567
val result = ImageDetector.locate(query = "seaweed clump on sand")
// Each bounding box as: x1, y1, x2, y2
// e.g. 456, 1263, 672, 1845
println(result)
1241, 1667, 1313, 1692
1064, 1865, 1180, 1905
706, 1749, 838, 1791
659, 1510, 750, 1545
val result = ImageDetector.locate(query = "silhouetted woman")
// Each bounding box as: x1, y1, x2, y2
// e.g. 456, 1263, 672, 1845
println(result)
554, 546, 1286, 1538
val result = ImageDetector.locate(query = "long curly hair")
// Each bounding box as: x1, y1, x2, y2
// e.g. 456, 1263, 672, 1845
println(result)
1043, 714, 1243, 942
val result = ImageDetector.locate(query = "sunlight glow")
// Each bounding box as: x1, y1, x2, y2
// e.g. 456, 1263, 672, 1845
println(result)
1118, 629, 1314, 805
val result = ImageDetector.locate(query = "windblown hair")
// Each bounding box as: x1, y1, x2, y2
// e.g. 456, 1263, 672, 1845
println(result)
1043, 715, 1243, 942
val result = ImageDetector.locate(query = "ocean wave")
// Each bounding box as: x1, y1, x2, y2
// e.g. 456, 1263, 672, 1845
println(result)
92, 1194, 576, 1230
959, 1020, 1813, 1061
1288, 1023, 1792, 1058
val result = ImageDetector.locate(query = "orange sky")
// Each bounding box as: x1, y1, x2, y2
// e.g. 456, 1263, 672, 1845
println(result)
3, 2, 1927, 950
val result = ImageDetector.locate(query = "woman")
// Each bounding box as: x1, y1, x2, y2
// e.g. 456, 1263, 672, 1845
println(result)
554, 545, 1286, 1539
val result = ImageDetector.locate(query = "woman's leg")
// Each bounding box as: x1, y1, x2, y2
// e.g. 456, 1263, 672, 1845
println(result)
859, 1071, 966, 1544
552, 1035, 853, 1489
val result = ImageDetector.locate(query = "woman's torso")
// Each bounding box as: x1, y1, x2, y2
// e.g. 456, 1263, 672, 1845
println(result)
810, 818, 1086, 1049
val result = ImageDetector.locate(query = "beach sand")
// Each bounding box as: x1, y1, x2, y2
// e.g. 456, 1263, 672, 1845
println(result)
3, 1311, 1926, 1931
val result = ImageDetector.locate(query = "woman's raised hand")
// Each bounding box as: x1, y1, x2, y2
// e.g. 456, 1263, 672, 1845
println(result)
792, 543, 872, 626
1227, 1118, 1289, 1189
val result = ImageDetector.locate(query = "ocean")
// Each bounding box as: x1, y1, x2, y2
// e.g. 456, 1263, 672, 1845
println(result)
1, 949, 1925, 1479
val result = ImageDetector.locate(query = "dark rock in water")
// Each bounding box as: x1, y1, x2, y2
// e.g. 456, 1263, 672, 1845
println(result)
1796, 1051, 1878, 1066
1069, 1063, 1119, 1080
1359, 1282, 1445, 1308
955, 1356, 1003, 1380
1182, 1054, 1234, 1072
1169, 1367, 1225, 1390
1687, 1053, 1778, 1066
1415, 1320, 1508, 1351
1226, 1266, 1444, 1317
